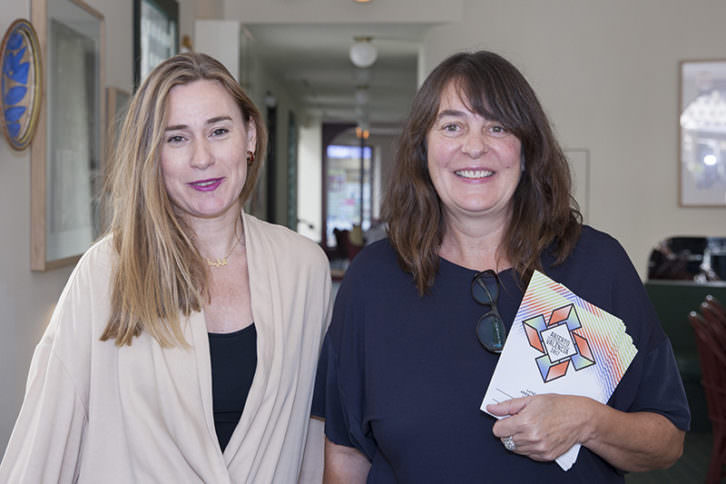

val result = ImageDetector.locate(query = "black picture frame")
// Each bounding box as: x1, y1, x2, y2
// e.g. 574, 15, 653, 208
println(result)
133, 0, 178, 89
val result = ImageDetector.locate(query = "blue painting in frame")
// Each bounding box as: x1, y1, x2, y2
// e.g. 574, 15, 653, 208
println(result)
0, 19, 42, 151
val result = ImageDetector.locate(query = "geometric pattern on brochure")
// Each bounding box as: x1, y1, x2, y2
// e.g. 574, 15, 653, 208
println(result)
523, 304, 596, 383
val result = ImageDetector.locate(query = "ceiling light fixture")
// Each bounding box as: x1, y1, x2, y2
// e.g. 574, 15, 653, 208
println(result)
349, 36, 377, 68
354, 86, 369, 105
355, 126, 370, 139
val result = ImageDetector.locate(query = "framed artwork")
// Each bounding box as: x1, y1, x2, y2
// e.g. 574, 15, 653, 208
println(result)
133, 0, 178, 89
679, 60, 726, 206
0, 19, 42, 151
30, 0, 105, 271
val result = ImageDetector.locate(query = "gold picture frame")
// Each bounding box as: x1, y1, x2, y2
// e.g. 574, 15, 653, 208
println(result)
30, 0, 105, 271
679, 59, 726, 207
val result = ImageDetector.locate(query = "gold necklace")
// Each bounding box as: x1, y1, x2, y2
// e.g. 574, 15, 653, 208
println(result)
205, 236, 241, 268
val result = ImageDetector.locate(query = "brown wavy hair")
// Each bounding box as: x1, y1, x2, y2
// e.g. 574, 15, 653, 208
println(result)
101, 52, 267, 346
382, 50, 581, 294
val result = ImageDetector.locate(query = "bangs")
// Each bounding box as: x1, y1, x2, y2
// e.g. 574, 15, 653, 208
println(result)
449, 70, 525, 136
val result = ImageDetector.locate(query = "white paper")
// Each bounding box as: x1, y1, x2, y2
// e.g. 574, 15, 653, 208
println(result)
481, 271, 638, 470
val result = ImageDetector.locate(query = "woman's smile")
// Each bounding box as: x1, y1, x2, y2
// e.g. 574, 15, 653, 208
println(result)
454, 168, 495, 180
189, 177, 224, 191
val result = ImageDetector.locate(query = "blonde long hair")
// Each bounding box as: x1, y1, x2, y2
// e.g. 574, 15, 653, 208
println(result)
101, 52, 267, 346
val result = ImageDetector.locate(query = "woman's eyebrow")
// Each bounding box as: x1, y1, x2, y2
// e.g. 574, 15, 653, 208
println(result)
436, 109, 467, 120
165, 115, 233, 132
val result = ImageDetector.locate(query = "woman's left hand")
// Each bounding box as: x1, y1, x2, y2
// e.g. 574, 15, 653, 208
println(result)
487, 394, 596, 462
486, 394, 685, 471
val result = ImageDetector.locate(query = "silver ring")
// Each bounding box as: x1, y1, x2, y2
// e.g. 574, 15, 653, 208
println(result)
501, 435, 516, 451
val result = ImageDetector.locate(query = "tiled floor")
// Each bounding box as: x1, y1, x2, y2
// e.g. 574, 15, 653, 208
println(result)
625, 431, 715, 483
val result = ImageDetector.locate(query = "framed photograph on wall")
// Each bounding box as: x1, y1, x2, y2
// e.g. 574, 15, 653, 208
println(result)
30, 0, 105, 271
679, 60, 726, 207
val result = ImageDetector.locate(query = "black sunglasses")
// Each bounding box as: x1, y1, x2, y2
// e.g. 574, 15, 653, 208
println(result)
471, 270, 507, 353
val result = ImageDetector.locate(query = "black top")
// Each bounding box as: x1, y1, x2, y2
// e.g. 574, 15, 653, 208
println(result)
312, 226, 690, 482
208, 324, 257, 452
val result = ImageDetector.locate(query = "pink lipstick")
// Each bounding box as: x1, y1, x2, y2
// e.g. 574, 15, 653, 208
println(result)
189, 178, 223, 192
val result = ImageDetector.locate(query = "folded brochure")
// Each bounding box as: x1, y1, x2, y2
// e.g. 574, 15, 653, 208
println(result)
480, 270, 637, 470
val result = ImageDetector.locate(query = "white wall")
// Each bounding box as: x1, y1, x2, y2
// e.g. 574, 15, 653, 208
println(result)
194, 0, 223, 21
194, 20, 242, 81
223, 0, 463, 24
298, 118, 323, 241
177, 0, 198, 49
423, 0, 726, 276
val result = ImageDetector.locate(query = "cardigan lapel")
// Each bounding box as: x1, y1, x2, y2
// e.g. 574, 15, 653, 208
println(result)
221, 212, 280, 479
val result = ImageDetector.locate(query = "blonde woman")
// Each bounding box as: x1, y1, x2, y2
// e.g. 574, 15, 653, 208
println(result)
0, 53, 331, 483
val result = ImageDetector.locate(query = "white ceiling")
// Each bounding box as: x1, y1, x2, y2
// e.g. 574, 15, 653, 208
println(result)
245, 23, 428, 134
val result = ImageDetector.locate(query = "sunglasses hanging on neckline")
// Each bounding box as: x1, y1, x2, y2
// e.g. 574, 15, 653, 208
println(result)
471, 269, 507, 353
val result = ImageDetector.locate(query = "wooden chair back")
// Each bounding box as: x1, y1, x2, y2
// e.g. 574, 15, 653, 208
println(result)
689, 296, 726, 484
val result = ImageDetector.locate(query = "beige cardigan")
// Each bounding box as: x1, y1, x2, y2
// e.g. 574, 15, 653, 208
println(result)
0, 213, 332, 483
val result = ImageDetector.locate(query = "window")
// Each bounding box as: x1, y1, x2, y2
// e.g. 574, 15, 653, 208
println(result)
325, 144, 372, 247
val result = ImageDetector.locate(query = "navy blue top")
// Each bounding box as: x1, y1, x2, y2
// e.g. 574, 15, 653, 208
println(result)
312, 226, 690, 482
208, 323, 257, 452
